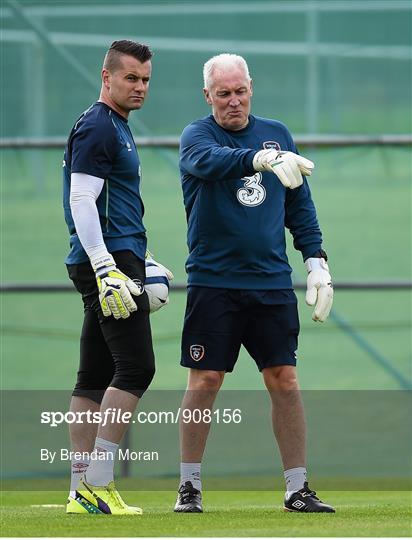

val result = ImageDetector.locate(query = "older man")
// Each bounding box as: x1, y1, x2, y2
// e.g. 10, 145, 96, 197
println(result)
174, 53, 334, 514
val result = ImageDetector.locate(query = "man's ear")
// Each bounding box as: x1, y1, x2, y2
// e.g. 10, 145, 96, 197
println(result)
203, 88, 212, 106
250, 78, 253, 97
102, 68, 111, 89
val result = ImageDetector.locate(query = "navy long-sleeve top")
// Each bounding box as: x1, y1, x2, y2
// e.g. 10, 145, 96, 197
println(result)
179, 114, 322, 289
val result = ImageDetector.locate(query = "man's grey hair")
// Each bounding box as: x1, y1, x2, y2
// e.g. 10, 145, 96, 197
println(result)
203, 53, 251, 89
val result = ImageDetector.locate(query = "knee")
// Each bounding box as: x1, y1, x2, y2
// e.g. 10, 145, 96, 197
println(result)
263, 366, 299, 392
139, 364, 156, 391
188, 370, 224, 392
111, 362, 155, 397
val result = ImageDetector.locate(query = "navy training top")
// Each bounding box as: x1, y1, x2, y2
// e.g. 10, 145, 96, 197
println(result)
63, 102, 147, 265
179, 114, 322, 289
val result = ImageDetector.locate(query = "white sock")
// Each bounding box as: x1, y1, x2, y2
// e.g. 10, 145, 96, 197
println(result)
180, 462, 202, 491
85, 437, 119, 487
69, 456, 90, 498
284, 467, 307, 500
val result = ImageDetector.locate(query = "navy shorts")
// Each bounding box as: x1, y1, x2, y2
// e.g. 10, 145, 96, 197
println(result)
181, 287, 300, 372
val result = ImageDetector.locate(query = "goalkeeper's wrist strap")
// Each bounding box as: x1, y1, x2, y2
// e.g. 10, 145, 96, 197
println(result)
90, 251, 116, 277
305, 256, 329, 274
252, 149, 279, 171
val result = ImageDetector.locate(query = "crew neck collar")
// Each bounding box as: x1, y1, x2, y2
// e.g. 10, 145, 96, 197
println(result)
96, 101, 128, 123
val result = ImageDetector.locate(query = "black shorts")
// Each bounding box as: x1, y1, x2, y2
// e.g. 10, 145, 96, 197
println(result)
181, 287, 299, 372
67, 250, 155, 402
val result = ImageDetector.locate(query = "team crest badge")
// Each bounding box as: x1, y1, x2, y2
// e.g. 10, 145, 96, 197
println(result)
190, 345, 205, 362
263, 141, 281, 151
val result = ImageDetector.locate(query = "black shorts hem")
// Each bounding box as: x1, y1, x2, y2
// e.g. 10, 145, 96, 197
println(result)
180, 360, 232, 373
72, 388, 106, 405
258, 357, 297, 372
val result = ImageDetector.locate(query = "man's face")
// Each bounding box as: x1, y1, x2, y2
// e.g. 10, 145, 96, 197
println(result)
204, 66, 253, 131
102, 55, 152, 118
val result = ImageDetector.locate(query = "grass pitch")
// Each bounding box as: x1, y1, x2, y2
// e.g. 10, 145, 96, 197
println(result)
1, 489, 411, 537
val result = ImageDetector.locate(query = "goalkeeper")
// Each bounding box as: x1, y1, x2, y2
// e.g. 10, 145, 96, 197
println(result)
174, 54, 334, 514
62, 40, 171, 515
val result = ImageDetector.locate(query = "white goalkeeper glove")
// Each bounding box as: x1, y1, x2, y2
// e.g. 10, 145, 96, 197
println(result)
91, 252, 144, 319
145, 250, 174, 281
253, 149, 314, 189
305, 257, 333, 322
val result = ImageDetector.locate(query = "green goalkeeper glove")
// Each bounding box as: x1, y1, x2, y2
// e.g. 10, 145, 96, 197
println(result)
305, 257, 333, 322
253, 149, 314, 189
91, 253, 144, 319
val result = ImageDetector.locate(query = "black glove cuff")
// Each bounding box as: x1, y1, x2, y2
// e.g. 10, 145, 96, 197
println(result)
308, 249, 328, 261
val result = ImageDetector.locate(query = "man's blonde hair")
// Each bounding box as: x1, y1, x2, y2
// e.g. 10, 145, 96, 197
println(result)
203, 53, 251, 89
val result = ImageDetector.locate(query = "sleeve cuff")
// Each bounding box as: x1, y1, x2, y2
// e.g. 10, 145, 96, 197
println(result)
301, 244, 323, 261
